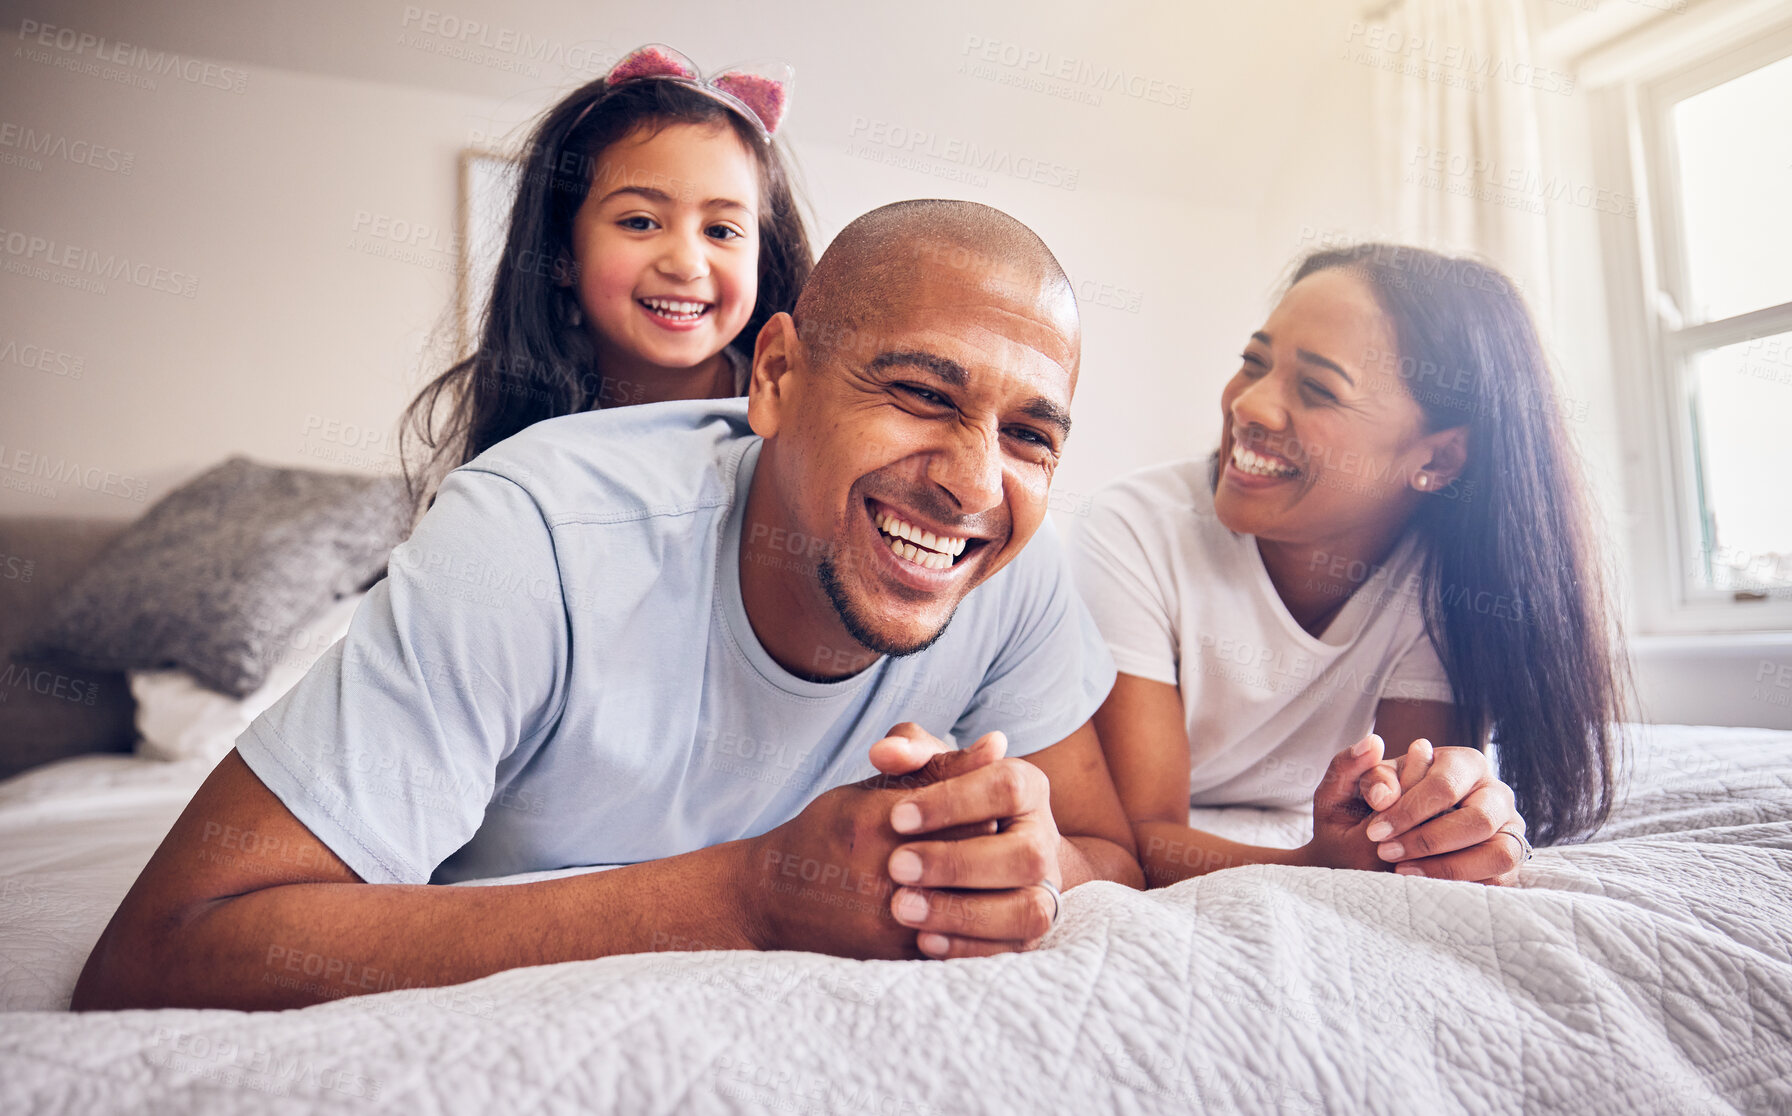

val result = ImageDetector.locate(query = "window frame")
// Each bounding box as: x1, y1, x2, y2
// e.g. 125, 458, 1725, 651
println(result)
1600, 18, 1792, 634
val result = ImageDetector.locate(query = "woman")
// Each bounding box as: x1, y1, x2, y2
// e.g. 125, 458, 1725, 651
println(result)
1073, 243, 1628, 887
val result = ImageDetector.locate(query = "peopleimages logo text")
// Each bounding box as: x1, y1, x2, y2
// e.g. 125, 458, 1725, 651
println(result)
0, 443, 148, 502
847, 117, 1079, 190
0, 227, 199, 297
15, 19, 248, 93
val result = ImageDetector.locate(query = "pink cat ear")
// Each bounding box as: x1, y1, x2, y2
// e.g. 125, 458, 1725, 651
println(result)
604, 43, 698, 86
710, 63, 795, 136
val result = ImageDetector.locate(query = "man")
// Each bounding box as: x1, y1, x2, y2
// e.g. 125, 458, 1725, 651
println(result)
73, 200, 1143, 1011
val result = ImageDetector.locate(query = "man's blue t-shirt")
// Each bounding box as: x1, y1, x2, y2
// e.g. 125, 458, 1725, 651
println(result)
236, 399, 1116, 884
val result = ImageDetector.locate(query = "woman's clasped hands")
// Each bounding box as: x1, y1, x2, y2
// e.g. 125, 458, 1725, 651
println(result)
1303, 734, 1529, 885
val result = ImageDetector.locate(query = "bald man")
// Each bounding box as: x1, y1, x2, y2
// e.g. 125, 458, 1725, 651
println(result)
74, 201, 1141, 1012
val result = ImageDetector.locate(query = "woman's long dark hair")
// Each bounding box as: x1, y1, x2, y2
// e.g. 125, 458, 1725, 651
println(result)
1293, 244, 1628, 845
401, 78, 813, 503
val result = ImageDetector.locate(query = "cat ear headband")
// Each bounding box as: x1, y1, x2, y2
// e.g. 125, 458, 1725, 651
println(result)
580, 43, 793, 141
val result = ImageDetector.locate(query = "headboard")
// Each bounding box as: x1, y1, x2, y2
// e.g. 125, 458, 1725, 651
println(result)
0, 516, 137, 779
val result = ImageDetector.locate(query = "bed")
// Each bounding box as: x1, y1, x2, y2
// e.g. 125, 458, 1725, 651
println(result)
2, 721, 1789, 1114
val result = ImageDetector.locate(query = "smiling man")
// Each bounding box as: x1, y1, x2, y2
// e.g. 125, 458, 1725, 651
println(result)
74, 200, 1142, 1012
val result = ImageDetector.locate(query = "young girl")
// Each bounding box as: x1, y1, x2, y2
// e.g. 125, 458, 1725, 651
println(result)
402, 44, 814, 501
1073, 243, 1629, 887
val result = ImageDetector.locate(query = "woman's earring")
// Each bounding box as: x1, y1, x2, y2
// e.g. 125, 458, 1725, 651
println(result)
1416, 473, 1430, 490
567, 302, 584, 327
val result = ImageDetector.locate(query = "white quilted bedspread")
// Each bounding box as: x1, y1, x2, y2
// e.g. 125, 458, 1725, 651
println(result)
2, 725, 1789, 1115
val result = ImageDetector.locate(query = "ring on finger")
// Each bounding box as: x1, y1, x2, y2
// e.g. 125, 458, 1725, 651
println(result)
1500, 827, 1533, 864
1036, 879, 1063, 932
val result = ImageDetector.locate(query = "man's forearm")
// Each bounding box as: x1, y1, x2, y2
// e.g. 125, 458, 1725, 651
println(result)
77, 839, 762, 1012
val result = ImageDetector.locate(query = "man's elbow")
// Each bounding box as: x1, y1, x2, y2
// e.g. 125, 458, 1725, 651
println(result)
70, 905, 189, 1011
1094, 824, 1146, 890
1095, 814, 1147, 890
1109, 844, 1147, 890
71, 931, 136, 1011
1066, 832, 1146, 891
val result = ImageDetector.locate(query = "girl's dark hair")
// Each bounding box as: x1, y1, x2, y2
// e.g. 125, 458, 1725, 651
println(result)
401, 77, 813, 502
1292, 244, 1628, 846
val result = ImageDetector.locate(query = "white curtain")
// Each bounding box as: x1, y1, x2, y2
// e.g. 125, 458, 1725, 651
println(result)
1367, 0, 1555, 320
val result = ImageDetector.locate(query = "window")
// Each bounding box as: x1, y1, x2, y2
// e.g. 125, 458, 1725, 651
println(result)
1629, 26, 1792, 631
457, 150, 520, 355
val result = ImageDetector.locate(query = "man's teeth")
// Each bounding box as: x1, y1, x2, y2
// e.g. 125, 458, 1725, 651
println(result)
875, 510, 967, 571
640, 297, 709, 321
1231, 444, 1300, 478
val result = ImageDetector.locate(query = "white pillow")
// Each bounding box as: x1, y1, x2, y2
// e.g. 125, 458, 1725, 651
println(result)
130, 592, 365, 763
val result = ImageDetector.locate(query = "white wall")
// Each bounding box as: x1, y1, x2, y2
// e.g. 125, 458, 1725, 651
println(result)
1, 0, 1388, 518
1, 29, 508, 512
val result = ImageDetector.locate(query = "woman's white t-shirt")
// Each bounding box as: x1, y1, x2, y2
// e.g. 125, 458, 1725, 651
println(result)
1069, 458, 1454, 810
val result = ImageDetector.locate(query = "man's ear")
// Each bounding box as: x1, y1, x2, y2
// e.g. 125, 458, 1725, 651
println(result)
1413, 425, 1469, 491
748, 312, 801, 439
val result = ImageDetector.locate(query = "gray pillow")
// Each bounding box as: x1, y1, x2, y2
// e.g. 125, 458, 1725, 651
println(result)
20, 457, 411, 698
